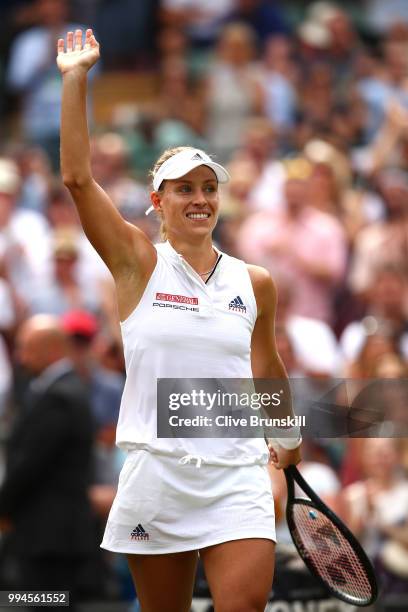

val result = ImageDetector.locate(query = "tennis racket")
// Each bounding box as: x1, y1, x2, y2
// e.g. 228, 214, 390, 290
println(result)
284, 465, 378, 607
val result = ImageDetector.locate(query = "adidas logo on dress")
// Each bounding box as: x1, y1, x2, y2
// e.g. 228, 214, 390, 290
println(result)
130, 523, 150, 540
229, 296, 246, 313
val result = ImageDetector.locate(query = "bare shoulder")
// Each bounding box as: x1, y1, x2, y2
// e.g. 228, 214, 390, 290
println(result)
246, 264, 277, 315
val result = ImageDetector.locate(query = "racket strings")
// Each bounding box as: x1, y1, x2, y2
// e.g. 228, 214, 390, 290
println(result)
291, 503, 373, 603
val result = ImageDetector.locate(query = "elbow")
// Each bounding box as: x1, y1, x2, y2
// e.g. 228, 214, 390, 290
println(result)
62, 174, 92, 190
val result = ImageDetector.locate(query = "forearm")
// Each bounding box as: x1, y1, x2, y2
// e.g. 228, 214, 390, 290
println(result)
250, 267, 302, 461
254, 356, 300, 448
61, 69, 92, 186
369, 125, 400, 175
263, 356, 302, 459
294, 254, 342, 282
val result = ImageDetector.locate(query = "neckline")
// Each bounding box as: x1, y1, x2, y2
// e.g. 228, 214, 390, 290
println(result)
203, 252, 222, 284
162, 240, 223, 285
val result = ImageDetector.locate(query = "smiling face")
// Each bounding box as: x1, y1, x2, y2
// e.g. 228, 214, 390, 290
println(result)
151, 165, 219, 241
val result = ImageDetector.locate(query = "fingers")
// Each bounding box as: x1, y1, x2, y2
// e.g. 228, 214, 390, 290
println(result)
57, 28, 98, 56
84, 28, 92, 50
270, 444, 301, 470
268, 445, 278, 464
66, 30, 73, 52
74, 29, 82, 51
89, 30, 98, 48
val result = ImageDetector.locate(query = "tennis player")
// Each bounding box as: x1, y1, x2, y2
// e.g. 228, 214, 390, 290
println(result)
57, 29, 301, 612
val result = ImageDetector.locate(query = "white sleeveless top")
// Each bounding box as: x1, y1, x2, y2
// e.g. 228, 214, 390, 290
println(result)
116, 240, 269, 466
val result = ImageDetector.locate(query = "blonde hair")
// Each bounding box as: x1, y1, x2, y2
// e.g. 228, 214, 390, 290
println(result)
150, 146, 195, 241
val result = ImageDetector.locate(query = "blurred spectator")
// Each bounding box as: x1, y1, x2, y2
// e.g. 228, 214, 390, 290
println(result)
213, 156, 259, 255
0, 157, 49, 304
0, 315, 97, 607
44, 183, 110, 296
349, 168, 408, 295
353, 100, 408, 177
205, 22, 264, 161
61, 310, 124, 435
341, 265, 408, 364
159, 0, 234, 49
297, 9, 332, 62
275, 278, 342, 377
61, 310, 125, 521
237, 163, 347, 323
223, 0, 289, 45
13, 145, 52, 214
298, 2, 360, 90
342, 439, 408, 594
298, 61, 334, 127
232, 117, 286, 212
91, 132, 149, 219
260, 35, 298, 135
357, 39, 408, 140
156, 25, 189, 63
344, 333, 397, 378
365, 0, 408, 35
324, 5, 360, 79
219, 157, 259, 218
6, 0, 93, 167
46, 181, 80, 228
150, 57, 206, 149
347, 360, 408, 437
304, 137, 384, 262
28, 228, 101, 315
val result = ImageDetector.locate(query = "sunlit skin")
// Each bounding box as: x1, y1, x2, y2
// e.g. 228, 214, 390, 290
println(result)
150, 165, 220, 272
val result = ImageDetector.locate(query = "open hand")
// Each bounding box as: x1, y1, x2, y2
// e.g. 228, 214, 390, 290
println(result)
57, 28, 99, 74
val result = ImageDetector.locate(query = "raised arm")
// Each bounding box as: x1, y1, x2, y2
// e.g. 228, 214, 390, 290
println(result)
57, 29, 156, 285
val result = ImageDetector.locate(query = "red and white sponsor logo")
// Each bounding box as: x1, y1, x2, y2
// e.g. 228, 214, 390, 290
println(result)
155, 293, 198, 305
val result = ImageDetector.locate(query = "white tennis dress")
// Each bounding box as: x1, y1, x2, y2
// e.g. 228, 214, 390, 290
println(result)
101, 241, 276, 554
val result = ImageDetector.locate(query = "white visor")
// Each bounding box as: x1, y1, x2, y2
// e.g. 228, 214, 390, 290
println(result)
146, 149, 230, 215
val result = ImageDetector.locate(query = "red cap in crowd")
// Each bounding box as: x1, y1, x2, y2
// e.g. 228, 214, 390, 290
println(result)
61, 310, 98, 339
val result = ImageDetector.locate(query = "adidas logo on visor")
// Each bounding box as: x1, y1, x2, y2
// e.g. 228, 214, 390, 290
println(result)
191, 153, 203, 160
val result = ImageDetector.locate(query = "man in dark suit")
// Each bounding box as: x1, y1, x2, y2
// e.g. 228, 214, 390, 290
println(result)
0, 315, 97, 610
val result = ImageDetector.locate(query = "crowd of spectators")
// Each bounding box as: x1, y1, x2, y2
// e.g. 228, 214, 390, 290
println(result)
0, 0, 408, 607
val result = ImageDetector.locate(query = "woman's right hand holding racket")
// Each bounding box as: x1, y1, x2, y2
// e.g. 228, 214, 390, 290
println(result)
268, 443, 301, 469
57, 29, 100, 75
